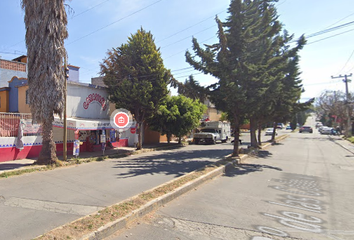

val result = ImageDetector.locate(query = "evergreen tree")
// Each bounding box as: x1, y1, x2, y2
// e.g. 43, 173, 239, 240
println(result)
186, 0, 283, 155
177, 75, 208, 103
100, 28, 172, 150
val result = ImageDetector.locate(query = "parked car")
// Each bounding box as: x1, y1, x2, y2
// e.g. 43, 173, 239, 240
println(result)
265, 128, 277, 136
286, 125, 292, 130
320, 126, 333, 135
299, 126, 313, 133
276, 123, 284, 129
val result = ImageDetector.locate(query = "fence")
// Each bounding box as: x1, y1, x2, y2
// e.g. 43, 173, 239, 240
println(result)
0, 112, 41, 137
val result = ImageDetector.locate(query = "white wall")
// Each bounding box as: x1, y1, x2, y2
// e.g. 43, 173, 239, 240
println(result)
67, 83, 110, 119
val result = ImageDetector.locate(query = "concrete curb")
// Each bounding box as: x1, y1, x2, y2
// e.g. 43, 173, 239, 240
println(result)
80, 154, 248, 240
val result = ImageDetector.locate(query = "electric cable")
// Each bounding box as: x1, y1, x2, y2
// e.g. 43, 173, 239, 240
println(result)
67, 0, 164, 46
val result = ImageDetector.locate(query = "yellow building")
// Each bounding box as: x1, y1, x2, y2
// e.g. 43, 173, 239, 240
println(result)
17, 85, 31, 113
0, 87, 10, 112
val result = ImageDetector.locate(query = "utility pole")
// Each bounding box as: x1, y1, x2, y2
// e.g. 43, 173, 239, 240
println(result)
331, 74, 352, 137
63, 55, 69, 161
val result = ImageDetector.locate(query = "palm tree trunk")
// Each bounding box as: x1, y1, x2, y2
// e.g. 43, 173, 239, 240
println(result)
36, 117, 58, 165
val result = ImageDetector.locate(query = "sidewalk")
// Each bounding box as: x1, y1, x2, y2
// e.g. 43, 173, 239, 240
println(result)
0, 142, 184, 175
328, 134, 354, 154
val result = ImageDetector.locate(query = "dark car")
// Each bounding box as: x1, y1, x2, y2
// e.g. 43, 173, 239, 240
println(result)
299, 126, 313, 133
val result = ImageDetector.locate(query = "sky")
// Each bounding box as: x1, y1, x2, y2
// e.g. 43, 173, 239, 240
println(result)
1, 0, 354, 102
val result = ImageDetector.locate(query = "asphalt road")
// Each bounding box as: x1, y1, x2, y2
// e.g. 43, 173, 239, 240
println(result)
108, 118, 354, 240
0, 129, 282, 240
0, 127, 286, 240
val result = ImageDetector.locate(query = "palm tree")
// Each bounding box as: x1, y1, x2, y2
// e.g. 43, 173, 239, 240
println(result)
22, 0, 68, 165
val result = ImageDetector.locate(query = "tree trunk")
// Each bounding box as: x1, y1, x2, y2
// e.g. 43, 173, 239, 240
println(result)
250, 118, 258, 148
36, 117, 58, 165
178, 136, 182, 144
232, 126, 240, 157
257, 123, 262, 146
137, 121, 143, 150
167, 133, 171, 144
271, 122, 277, 143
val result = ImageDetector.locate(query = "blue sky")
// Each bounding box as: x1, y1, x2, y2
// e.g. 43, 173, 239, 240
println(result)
1, 0, 354, 102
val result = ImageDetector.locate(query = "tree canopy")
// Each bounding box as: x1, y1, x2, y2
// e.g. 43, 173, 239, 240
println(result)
100, 27, 172, 149
148, 95, 206, 144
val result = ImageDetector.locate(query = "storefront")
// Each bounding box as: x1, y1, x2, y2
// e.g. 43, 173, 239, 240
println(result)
0, 81, 138, 161
52, 117, 131, 153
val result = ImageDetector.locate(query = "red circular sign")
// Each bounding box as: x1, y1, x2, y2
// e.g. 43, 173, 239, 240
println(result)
113, 112, 129, 128
130, 128, 136, 134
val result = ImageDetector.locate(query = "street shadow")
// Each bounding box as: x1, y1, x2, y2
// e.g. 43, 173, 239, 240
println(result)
0, 162, 33, 171
224, 163, 282, 177
113, 148, 233, 179
256, 150, 272, 158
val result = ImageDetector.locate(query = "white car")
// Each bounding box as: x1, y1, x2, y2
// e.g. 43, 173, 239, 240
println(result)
320, 126, 333, 135
265, 128, 277, 136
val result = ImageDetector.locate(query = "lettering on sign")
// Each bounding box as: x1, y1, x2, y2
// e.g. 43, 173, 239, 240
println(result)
83, 93, 108, 111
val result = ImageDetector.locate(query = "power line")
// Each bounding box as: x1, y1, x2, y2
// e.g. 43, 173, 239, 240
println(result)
156, 10, 226, 43
337, 49, 354, 75
302, 80, 342, 86
164, 35, 216, 60
161, 25, 216, 49
326, 12, 354, 29
171, 67, 194, 72
71, 0, 111, 19
307, 28, 354, 45
306, 20, 354, 39
67, 0, 164, 46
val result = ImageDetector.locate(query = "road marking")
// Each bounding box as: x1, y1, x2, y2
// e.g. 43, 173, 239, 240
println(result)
266, 201, 322, 214
3, 197, 103, 215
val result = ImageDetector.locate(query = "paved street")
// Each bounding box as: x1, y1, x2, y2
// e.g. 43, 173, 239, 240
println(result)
109, 119, 354, 240
1, 139, 242, 240
0, 129, 286, 240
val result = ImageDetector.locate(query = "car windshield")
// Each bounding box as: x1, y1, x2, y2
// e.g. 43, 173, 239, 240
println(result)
200, 129, 216, 133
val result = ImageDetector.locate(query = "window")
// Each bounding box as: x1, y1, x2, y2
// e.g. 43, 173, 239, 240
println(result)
26, 90, 30, 104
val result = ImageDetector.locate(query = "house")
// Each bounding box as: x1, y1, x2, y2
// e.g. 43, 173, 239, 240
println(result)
0, 55, 27, 88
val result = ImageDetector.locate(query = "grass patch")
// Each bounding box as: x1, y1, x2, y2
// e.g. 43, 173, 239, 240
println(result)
0, 166, 49, 178
346, 136, 354, 143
